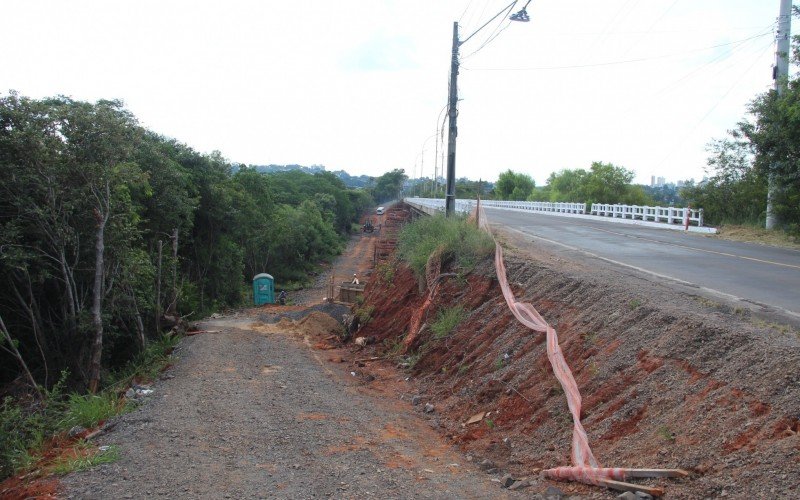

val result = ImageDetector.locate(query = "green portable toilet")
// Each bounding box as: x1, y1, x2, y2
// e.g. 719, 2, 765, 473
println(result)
253, 273, 275, 305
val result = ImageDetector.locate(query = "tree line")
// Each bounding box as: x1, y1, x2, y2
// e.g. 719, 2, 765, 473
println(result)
0, 93, 377, 393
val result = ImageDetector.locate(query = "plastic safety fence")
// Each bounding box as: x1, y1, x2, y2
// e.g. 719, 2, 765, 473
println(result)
476, 204, 647, 488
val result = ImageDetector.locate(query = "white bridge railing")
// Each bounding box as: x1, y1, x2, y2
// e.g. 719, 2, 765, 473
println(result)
405, 198, 706, 228
590, 203, 704, 227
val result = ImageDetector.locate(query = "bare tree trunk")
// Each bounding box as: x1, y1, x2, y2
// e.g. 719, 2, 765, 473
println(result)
11, 277, 49, 387
60, 249, 78, 335
155, 239, 163, 332
0, 314, 42, 398
168, 228, 178, 315
131, 287, 146, 349
88, 198, 110, 394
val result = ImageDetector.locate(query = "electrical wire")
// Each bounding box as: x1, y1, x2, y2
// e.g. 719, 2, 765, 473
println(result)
461, 1, 520, 60
461, 26, 776, 71
618, 0, 681, 58
654, 38, 776, 170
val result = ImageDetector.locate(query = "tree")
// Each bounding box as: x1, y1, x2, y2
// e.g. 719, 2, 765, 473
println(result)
495, 170, 535, 200
371, 169, 407, 203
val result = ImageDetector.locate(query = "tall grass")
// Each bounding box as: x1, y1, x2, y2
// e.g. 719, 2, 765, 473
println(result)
0, 334, 179, 480
397, 214, 494, 280
431, 306, 466, 339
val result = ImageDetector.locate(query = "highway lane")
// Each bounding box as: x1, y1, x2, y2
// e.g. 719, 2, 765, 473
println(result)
485, 208, 800, 319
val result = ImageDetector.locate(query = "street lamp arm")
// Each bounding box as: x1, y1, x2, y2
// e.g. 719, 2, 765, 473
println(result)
460, 0, 519, 46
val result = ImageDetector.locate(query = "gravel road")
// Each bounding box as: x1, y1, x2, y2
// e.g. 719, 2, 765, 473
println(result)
61, 314, 513, 499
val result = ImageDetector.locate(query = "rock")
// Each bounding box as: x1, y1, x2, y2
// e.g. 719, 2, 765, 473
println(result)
486, 468, 499, 474
509, 479, 530, 491
544, 485, 565, 498
68, 425, 87, 438
411, 395, 422, 406
616, 493, 638, 500
355, 336, 367, 346
635, 492, 654, 500
424, 403, 435, 413
500, 474, 515, 488
478, 458, 495, 471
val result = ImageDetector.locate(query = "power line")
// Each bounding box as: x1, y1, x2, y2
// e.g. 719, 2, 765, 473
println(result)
462, 27, 775, 71
655, 39, 775, 170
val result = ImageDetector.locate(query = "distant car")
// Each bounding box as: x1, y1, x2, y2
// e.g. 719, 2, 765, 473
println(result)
376, 207, 385, 215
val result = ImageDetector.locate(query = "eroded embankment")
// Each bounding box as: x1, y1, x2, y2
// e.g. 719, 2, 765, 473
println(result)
355, 243, 800, 498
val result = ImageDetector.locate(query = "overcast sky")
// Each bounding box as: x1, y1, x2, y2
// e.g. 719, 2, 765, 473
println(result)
2, 1, 790, 185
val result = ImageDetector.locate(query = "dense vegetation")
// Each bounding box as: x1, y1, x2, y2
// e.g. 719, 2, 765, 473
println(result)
0, 93, 374, 395
397, 215, 494, 282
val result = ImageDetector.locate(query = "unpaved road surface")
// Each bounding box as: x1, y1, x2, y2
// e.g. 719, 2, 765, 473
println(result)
62, 314, 510, 498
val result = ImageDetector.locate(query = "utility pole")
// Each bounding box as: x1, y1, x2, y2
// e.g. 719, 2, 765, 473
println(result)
766, 0, 792, 229
445, 21, 460, 217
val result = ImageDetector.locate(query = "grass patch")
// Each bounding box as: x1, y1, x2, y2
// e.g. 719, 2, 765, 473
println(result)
1, 334, 178, 480
628, 299, 641, 310
354, 305, 375, 327
61, 393, 127, 430
107, 334, 180, 389
397, 214, 494, 282
714, 224, 800, 250
376, 262, 396, 284
657, 425, 676, 442
51, 443, 119, 475
431, 306, 465, 339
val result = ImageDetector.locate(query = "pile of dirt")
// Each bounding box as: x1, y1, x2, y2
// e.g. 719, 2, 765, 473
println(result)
355, 242, 800, 497
253, 310, 343, 340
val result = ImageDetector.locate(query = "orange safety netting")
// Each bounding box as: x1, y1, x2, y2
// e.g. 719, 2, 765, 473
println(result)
476, 204, 624, 486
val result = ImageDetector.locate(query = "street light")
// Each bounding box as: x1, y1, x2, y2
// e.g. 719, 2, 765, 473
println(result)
444, 1, 533, 216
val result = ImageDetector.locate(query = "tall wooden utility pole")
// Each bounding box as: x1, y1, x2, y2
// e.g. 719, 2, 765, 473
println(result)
445, 21, 460, 217
766, 0, 792, 229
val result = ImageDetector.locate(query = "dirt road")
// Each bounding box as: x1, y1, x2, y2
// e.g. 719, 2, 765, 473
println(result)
61, 234, 515, 499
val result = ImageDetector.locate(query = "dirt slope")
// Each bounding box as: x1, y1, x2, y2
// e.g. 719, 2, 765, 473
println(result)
354, 227, 800, 498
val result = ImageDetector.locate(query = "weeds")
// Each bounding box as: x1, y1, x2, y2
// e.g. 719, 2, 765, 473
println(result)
397, 214, 494, 282
51, 443, 119, 475
458, 363, 471, 374
484, 418, 495, 429
354, 305, 375, 327
61, 393, 127, 430
628, 299, 641, 310
431, 306, 465, 339
657, 425, 676, 442
1, 334, 177, 480
493, 356, 505, 371
376, 262, 395, 284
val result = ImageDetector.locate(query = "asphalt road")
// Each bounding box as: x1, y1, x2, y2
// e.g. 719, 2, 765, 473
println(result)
486, 208, 800, 320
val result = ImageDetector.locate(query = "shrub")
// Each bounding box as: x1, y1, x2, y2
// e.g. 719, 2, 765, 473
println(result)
431, 306, 465, 339
397, 215, 494, 281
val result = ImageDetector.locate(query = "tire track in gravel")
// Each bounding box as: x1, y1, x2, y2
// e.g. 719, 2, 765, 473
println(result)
62, 316, 510, 499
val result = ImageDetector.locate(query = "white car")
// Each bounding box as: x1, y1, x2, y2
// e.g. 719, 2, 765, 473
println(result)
376, 206, 385, 215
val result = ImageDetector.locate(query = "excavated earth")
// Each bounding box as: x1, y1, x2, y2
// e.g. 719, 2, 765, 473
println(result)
354, 221, 800, 499
20, 207, 798, 499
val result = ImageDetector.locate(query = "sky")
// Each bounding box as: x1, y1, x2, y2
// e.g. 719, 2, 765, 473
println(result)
1, 0, 791, 186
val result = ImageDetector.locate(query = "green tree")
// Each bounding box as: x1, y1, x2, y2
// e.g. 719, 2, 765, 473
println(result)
494, 170, 535, 200
371, 169, 407, 203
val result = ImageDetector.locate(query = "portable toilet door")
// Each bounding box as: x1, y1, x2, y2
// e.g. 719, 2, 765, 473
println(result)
252, 273, 275, 305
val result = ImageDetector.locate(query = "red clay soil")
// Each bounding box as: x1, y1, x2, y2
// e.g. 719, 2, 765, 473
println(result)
352, 205, 800, 498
